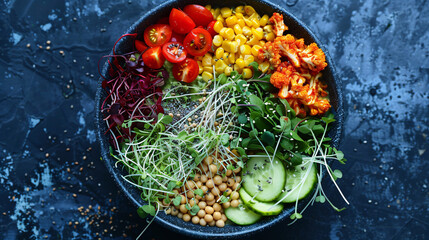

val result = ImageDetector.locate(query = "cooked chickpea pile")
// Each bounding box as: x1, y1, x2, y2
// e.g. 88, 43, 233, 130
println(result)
197, 5, 274, 81
164, 152, 243, 227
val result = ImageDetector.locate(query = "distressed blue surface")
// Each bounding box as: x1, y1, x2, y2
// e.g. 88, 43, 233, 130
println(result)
0, 0, 428, 239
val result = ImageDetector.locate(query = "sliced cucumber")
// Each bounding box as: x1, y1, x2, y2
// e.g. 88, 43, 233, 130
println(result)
242, 155, 286, 202
224, 204, 262, 225
240, 188, 284, 216
278, 161, 317, 203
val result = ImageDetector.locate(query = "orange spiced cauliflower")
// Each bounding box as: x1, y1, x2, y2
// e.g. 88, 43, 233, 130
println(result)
269, 13, 288, 37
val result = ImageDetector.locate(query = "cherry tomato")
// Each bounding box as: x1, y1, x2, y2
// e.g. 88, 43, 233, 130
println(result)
183, 4, 214, 27
172, 58, 199, 83
183, 28, 212, 56
135, 40, 148, 53
169, 8, 196, 34
162, 42, 187, 63
143, 24, 172, 47
142, 46, 165, 69
170, 32, 185, 43
156, 17, 169, 24
206, 20, 217, 38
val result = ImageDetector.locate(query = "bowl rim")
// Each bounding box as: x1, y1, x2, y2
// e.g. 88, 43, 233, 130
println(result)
95, 0, 344, 238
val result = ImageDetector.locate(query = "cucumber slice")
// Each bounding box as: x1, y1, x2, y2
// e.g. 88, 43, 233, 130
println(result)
240, 188, 284, 216
224, 205, 262, 225
278, 162, 317, 203
242, 155, 286, 202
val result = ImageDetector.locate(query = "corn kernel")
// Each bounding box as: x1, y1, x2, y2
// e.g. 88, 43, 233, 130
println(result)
259, 61, 270, 73
244, 17, 253, 27
197, 61, 203, 74
202, 54, 212, 66
213, 8, 221, 19
239, 45, 252, 55
226, 16, 238, 27
222, 52, 229, 60
205, 5, 212, 11
219, 27, 228, 38
244, 6, 256, 16
260, 15, 269, 26
244, 55, 255, 66
235, 58, 245, 69
220, 7, 232, 18
235, 13, 244, 19
215, 59, 227, 73
221, 40, 231, 52
247, 36, 260, 45
213, 35, 223, 47
252, 27, 264, 40
266, 32, 275, 41
227, 52, 236, 64
202, 71, 213, 81
251, 18, 260, 28
233, 63, 242, 73
237, 18, 245, 28
242, 26, 252, 36
259, 40, 266, 46
235, 6, 244, 13
225, 66, 233, 76
242, 68, 252, 79
263, 25, 273, 33
230, 41, 239, 53
233, 24, 242, 35
235, 34, 247, 45
216, 15, 225, 23
203, 66, 213, 73
224, 28, 235, 40
215, 47, 224, 59
251, 45, 262, 57
214, 21, 224, 33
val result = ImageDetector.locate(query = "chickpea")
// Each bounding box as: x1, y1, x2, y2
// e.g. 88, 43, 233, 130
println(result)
233, 167, 241, 174
198, 201, 207, 209
231, 191, 239, 200
213, 176, 223, 185
211, 187, 220, 196
196, 195, 202, 200
216, 220, 225, 228
235, 176, 242, 183
180, 195, 186, 204
197, 209, 206, 218
204, 214, 214, 223
207, 199, 216, 206
224, 188, 232, 196
204, 156, 213, 165
192, 216, 200, 224
231, 199, 239, 208
205, 206, 214, 215
201, 175, 208, 183
209, 164, 218, 174
222, 175, 228, 182
226, 169, 233, 177
206, 179, 215, 189
189, 199, 196, 207
218, 183, 227, 192
221, 213, 227, 222
171, 208, 179, 216
173, 189, 180, 195
165, 208, 172, 215
183, 214, 191, 222
205, 193, 215, 201
222, 202, 230, 209
186, 191, 194, 199
178, 213, 183, 219
201, 185, 209, 193
218, 164, 224, 172
186, 181, 195, 190
162, 198, 170, 206
213, 203, 222, 212
209, 220, 216, 226
232, 182, 240, 190
227, 178, 235, 187
213, 211, 222, 221
193, 174, 201, 182
179, 204, 188, 214
200, 218, 207, 226
196, 181, 203, 188
201, 163, 209, 172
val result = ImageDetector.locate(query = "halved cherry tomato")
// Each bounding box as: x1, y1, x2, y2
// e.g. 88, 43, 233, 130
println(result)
170, 32, 185, 43
206, 20, 217, 38
135, 40, 148, 53
183, 4, 214, 27
156, 17, 169, 24
172, 58, 199, 83
142, 46, 165, 69
183, 28, 212, 56
162, 42, 187, 63
169, 8, 196, 34
143, 24, 172, 47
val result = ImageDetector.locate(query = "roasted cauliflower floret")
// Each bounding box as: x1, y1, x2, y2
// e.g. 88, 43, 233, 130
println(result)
299, 43, 328, 73
269, 13, 288, 37
258, 41, 281, 68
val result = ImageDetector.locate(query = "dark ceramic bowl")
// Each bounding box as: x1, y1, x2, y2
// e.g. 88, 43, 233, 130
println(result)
96, 0, 344, 238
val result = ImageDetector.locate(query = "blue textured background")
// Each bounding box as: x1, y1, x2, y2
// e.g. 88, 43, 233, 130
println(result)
0, 0, 428, 239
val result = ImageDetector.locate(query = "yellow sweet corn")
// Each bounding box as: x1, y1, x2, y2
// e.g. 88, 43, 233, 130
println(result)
202, 71, 213, 81
242, 26, 252, 36
227, 52, 236, 64
266, 32, 275, 41
226, 16, 238, 27
235, 58, 245, 69
224, 66, 233, 76
203, 66, 213, 73
216, 15, 225, 23
242, 68, 252, 79
215, 47, 224, 59
220, 7, 232, 18
260, 15, 269, 26
213, 8, 220, 19
252, 27, 264, 40
202, 54, 212, 66
213, 35, 223, 47
224, 28, 235, 41
237, 18, 246, 28
244, 6, 256, 16
239, 45, 251, 55
214, 21, 224, 33
233, 24, 242, 35
197, 61, 203, 74
235, 6, 244, 13
243, 55, 254, 66
205, 5, 212, 11
215, 59, 228, 73
259, 61, 270, 73
235, 34, 247, 45
251, 45, 262, 57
